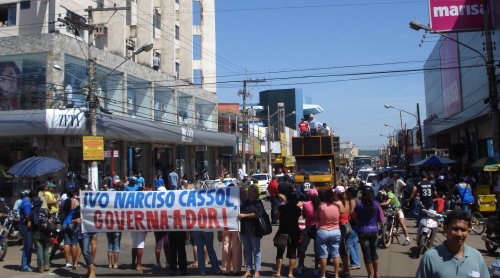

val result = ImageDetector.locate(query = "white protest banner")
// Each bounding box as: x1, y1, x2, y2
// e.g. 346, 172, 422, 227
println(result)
80, 187, 240, 233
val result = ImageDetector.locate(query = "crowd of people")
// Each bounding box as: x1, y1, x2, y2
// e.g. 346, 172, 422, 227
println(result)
7, 164, 495, 278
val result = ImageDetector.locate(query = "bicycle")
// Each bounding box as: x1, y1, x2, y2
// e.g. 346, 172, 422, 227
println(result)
194, 180, 210, 189
471, 211, 486, 235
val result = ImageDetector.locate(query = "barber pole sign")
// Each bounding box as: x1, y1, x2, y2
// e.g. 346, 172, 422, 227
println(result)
428, 0, 494, 32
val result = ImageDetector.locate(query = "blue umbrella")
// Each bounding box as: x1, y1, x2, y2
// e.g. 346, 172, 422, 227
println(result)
6, 157, 65, 177
410, 155, 457, 166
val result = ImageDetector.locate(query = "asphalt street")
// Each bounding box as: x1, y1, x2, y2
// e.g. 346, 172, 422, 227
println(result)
1, 198, 498, 278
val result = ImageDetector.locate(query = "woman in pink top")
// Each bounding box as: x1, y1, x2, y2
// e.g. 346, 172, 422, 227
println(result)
297, 189, 322, 275
315, 189, 341, 278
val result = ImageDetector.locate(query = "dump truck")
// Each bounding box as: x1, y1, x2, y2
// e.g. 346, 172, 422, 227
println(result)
292, 135, 341, 191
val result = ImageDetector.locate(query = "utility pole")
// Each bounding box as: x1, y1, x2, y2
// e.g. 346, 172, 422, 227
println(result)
267, 105, 272, 175
483, 0, 500, 158
238, 79, 265, 174
417, 103, 424, 159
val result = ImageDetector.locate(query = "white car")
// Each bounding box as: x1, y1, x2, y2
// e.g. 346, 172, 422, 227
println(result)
251, 173, 271, 194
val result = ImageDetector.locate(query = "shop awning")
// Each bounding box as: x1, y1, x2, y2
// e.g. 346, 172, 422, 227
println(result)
0, 109, 236, 147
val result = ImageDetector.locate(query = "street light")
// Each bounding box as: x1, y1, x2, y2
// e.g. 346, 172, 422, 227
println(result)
410, 16, 499, 158
384, 104, 424, 158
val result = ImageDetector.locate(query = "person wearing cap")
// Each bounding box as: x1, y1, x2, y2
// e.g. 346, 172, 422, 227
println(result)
20, 190, 37, 272
308, 114, 318, 135
241, 173, 251, 188
298, 188, 321, 276
31, 197, 52, 273
45, 181, 58, 218
274, 190, 306, 278
415, 209, 489, 278
297, 117, 310, 136
333, 186, 353, 277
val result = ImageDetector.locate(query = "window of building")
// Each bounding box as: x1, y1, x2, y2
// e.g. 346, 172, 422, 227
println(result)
0, 3, 17, 26
175, 62, 180, 79
20, 1, 30, 10
193, 35, 201, 60
175, 25, 180, 40
193, 69, 202, 88
175, 0, 179, 3
153, 10, 161, 29
192, 1, 200, 26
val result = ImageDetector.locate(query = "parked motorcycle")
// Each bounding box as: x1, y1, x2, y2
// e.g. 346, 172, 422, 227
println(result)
48, 219, 63, 262
0, 209, 23, 245
380, 204, 400, 248
0, 234, 7, 261
415, 206, 442, 258
482, 215, 500, 253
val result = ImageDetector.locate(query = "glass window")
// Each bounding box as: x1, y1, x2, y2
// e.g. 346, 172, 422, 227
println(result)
175, 25, 180, 40
20, 1, 30, 10
0, 3, 16, 26
153, 11, 161, 30
193, 35, 201, 60
0, 53, 48, 110
296, 160, 331, 175
154, 86, 174, 123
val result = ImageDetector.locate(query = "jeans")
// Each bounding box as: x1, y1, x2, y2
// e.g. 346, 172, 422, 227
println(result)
79, 233, 93, 266
106, 232, 121, 253
20, 224, 33, 270
358, 232, 378, 264
241, 234, 261, 271
346, 229, 360, 267
315, 228, 341, 259
460, 203, 472, 215
193, 231, 220, 274
270, 196, 280, 223
33, 230, 50, 269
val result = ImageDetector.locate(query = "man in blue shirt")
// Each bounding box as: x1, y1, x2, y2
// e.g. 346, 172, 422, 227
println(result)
168, 169, 179, 190
20, 190, 36, 271
136, 171, 145, 191
416, 209, 489, 278
155, 173, 165, 190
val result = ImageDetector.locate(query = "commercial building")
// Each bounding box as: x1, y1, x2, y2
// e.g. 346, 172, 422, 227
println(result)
0, 0, 234, 193
421, 8, 500, 167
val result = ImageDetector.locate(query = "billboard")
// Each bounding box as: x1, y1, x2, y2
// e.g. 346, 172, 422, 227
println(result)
429, 0, 494, 32
440, 33, 462, 118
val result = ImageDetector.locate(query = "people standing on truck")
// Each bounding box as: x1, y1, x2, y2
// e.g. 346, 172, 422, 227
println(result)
322, 123, 331, 136
298, 118, 310, 136
308, 114, 318, 135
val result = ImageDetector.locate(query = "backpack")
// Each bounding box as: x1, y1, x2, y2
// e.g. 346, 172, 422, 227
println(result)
31, 207, 54, 233
457, 182, 474, 204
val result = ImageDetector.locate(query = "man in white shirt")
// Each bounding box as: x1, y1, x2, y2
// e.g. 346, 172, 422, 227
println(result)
322, 123, 331, 136
393, 173, 407, 200
238, 166, 245, 181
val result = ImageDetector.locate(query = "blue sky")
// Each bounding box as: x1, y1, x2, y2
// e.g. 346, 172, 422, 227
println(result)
213, 0, 439, 150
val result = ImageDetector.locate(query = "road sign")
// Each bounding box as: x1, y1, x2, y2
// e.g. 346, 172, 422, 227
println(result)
104, 150, 119, 158
83, 136, 104, 160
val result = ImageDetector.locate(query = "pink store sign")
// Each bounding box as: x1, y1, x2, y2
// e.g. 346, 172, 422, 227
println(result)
440, 33, 462, 118
429, 0, 493, 32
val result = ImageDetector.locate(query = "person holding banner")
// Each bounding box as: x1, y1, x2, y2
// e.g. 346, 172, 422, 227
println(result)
238, 184, 264, 278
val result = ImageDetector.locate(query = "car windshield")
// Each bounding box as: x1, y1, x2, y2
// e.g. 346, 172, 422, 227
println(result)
296, 161, 331, 175
366, 175, 376, 183
252, 175, 267, 181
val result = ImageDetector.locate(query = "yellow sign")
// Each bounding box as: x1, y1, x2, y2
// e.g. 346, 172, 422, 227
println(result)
83, 136, 104, 160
